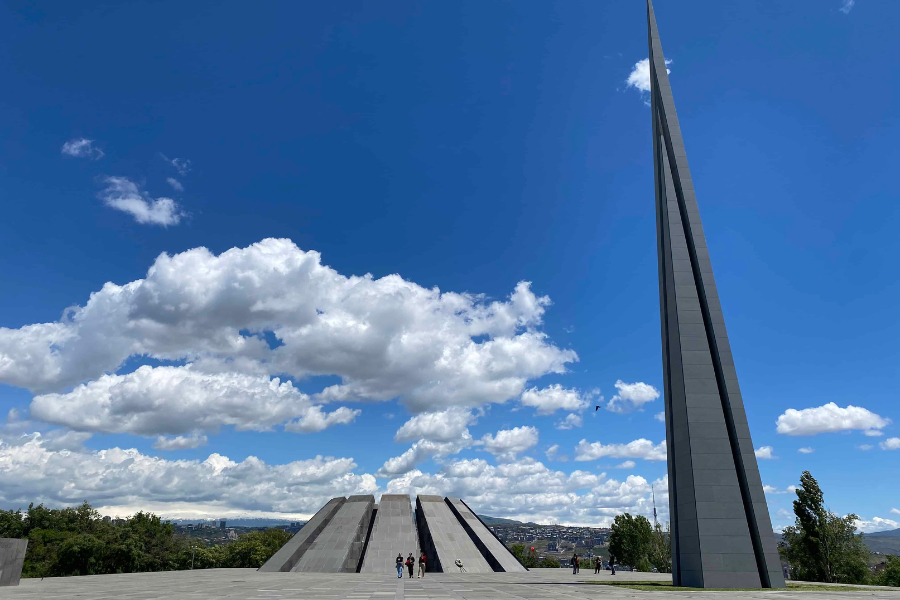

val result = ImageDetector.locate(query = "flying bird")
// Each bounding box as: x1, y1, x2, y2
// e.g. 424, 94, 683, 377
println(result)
595, 405, 600, 411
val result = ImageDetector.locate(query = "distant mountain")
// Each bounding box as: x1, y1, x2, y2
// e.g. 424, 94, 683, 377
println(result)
866, 528, 900, 538
478, 515, 525, 525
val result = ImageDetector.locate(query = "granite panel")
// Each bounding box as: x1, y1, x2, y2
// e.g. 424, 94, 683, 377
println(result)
0, 538, 28, 587
359, 495, 420, 574
415, 496, 492, 573
445, 498, 527, 572
258, 497, 345, 572
292, 495, 375, 573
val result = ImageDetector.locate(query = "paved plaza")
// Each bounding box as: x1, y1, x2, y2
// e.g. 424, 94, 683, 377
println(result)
4, 569, 900, 600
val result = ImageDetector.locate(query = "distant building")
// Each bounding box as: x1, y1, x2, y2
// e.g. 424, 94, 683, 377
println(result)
220, 520, 227, 529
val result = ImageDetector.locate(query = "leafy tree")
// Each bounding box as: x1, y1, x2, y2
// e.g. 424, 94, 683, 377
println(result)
221, 529, 293, 568
0, 501, 290, 577
779, 471, 870, 584
608, 513, 653, 569
537, 556, 560, 568
648, 522, 671, 573
509, 544, 539, 568
872, 556, 900, 588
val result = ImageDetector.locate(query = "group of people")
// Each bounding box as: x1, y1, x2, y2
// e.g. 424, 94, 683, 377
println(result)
569, 553, 616, 575
395, 552, 427, 579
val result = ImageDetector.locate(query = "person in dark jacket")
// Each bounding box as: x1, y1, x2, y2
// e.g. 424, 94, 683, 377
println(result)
418, 553, 426, 578
396, 553, 404, 578
594, 556, 601, 574
406, 553, 415, 578
570, 553, 578, 575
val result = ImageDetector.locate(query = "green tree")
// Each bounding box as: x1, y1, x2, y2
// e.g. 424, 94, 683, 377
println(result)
608, 513, 653, 569
779, 471, 870, 584
872, 556, 900, 587
221, 529, 293, 568
508, 544, 539, 568
537, 556, 560, 568
648, 522, 671, 573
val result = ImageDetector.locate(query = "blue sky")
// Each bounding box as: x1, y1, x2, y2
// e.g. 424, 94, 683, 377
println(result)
0, 0, 897, 529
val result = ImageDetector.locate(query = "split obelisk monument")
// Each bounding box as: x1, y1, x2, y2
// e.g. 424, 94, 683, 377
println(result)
648, 0, 785, 589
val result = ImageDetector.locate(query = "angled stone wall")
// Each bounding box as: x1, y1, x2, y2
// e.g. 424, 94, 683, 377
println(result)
292, 495, 375, 573
445, 498, 526, 572
0, 538, 28, 587
415, 495, 492, 573
262, 494, 526, 575
360, 494, 419, 573
259, 497, 346, 572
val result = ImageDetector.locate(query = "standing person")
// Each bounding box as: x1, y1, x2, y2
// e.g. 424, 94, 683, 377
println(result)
594, 556, 601, 574
396, 553, 404, 578
570, 553, 577, 575
610, 554, 616, 576
576, 554, 581, 573
406, 553, 415, 578
418, 552, 426, 578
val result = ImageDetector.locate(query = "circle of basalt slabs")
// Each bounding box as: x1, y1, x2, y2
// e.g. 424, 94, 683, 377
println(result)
259, 495, 527, 574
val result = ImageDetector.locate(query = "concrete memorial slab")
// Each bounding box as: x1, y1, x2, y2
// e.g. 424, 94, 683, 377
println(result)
259, 496, 346, 572
291, 495, 375, 573
415, 495, 492, 574
445, 497, 527, 572
359, 494, 419, 574
0, 538, 28, 587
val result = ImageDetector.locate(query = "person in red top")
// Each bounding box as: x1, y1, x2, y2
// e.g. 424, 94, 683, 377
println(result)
418, 552, 426, 578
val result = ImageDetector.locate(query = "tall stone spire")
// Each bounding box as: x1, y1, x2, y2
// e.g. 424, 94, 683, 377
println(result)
647, 0, 785, 589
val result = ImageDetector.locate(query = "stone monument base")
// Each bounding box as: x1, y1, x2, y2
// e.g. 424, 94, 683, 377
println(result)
0, 538, 28, 586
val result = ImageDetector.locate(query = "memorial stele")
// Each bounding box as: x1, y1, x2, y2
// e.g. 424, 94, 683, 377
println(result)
648, 0, 785, 589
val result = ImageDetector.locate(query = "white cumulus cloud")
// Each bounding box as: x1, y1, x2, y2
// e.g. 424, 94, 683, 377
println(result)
776, 403, 890, 437
881, 437, 900, 450
384, 458, 666, 526
606, 380, 660, 414
0, 434, 375, 517
99, 176, 183, 226
520, 384, 592, 415
613, 461, 636, 469
654, 411, 665, 423
375, 436, 472, 478
61, 138, 104, 160
30, 365, 358, 437
480, 426, 539, 460
574, 438, 667, 462
626, 58, 671, 96
854, 516, 899, 534
555, 413, 583, 430
0, 240, 575, 418
545, 444, 567, 462
755, 446, 776, 459
284, 406, 360, 434
394, 408, 476, 443
153, 431, 207, 451
798, 447, 814, 454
